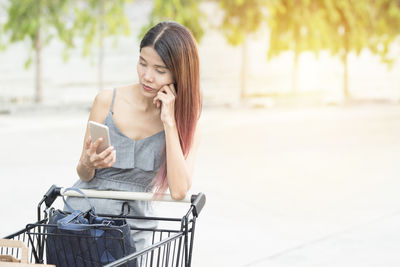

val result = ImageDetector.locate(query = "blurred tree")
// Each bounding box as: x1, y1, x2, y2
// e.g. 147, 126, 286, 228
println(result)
72, 0, 132, 92
267, 0, 327, 94
0, 24, 4, 51
367, 0, 400, 66
0, 12, 5, 51
320, 0, 400, 99
218, 0, 268, 100
319, 0, 373, 99
140, 0, 205, 42
1, 0, 74, 103
267, 0, 400, 100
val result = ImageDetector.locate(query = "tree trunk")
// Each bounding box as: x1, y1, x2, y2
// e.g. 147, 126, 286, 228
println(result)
34, 2, 42, 103
343, 52, 349, 99
342, 31, 350, 99
292, 25, 300, 95
292, 52, 299, 94
98, 0, 104, 91
240, 36, 248, 100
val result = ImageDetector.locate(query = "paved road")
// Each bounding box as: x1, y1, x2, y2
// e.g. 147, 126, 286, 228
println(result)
1, 104, 400, 266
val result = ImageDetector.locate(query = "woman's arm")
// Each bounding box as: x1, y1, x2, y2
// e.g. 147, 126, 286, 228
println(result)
77, 89, 116, 182
153, 84, 201, 200
164, 120, 201, 200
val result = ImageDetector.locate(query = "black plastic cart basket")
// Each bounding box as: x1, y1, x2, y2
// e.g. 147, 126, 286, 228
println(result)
2, 185, 206, 267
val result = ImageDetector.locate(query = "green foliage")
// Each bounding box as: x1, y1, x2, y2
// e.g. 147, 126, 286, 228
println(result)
2, 0, 74, 68
24, 57, 32, 69
267, 0, 327, 59
140, 0, 205, 42
319, 0, 370, 58
0, 22, 5, 51
72, 0, 133, 58
267, 0, 400, 65
316, 0, 400, 68
266, 0, 400, 97
367, 0, 400, 67
218, 0, 268, 46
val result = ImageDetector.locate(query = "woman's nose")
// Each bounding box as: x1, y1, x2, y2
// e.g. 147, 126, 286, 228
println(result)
143, 69, 154, 83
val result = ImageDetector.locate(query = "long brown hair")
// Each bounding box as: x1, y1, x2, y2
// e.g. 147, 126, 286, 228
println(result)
140, 21, 202, 193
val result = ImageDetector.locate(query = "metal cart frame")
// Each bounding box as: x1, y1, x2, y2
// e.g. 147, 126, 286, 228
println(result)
2, 185, 206, 267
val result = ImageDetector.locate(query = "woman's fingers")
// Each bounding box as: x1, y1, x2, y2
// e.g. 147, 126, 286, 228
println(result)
153, 84, 176, 108
98, 146, 114, 160
89, 137, 103, 155
103, 150, 116, 167
155, 93, 166, 108
85, 136, 92, 149
166, 83, 177, 97
157, 91, 174, 107
94, 146, 115, 168
153, 95, 161, 108
85, 138, 117, 168
153, 96, 161, 108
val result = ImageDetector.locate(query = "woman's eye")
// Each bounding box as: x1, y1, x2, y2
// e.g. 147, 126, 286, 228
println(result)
139, 62, 146, 66
156, 69, 166, 74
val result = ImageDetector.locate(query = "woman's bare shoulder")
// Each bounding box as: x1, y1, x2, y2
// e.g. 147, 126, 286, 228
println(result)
89, 88, 114, 123
91, 84, 137, 115
94, 88, 114, 108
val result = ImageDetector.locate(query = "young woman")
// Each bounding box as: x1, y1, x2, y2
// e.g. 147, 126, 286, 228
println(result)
67, 21, 202, 252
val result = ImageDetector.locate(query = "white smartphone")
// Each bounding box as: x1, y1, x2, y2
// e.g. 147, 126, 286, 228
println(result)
88, 121, 111, 154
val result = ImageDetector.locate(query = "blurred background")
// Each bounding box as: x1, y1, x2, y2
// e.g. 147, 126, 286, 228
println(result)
1, 0, 400, 266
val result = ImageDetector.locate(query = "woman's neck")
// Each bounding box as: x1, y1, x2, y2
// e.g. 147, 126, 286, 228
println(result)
132, 83, 157, 112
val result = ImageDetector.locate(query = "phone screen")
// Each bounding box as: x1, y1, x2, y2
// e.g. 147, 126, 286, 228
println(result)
88, 121, 111, 154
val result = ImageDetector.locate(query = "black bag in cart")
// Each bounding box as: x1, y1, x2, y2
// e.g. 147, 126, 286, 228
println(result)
45, 188, 136, 267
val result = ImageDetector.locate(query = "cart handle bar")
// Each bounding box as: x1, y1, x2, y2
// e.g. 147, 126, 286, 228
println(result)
41, 185, 206, 217
61, 188, 191, 203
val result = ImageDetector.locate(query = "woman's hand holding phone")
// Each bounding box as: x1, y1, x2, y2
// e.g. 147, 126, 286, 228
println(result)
82, 136, 116, 169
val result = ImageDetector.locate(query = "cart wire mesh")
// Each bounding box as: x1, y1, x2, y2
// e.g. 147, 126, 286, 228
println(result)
2, 186, 205, 267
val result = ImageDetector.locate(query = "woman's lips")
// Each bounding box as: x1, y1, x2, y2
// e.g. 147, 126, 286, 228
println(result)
142, 84, 154, 92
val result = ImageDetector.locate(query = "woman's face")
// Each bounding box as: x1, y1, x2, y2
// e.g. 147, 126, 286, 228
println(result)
137, 46, 174, 97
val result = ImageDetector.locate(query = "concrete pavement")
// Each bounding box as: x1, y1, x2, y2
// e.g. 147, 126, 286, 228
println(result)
1, 103, 400, 266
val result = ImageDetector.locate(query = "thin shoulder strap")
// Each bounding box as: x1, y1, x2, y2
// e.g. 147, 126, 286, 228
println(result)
110, 88, 117, 114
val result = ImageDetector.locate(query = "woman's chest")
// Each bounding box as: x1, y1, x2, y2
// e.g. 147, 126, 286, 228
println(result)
113, 107, 163, 141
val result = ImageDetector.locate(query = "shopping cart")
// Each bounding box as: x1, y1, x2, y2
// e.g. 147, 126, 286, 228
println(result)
2, 185, 206, 267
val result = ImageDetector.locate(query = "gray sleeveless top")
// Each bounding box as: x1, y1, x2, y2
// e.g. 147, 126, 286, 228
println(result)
67, 88, 166, 251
